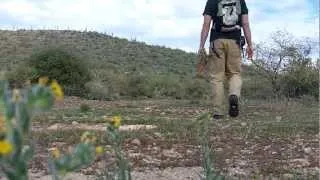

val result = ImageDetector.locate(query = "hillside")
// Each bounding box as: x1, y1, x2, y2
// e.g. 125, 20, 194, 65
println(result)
0, 29, 197, 76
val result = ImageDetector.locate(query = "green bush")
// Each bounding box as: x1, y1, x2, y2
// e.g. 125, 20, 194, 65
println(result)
85, 80, 115, 101
5, 65, 37, 88
80, 103, 91, 112
25, 47, 91, 96
242, 77, 274, 99
127, 74, 153, 98
184, 78, 211, 100
125, 74, 210, 99
281, 63, 319, 99
145, 74, 184, 99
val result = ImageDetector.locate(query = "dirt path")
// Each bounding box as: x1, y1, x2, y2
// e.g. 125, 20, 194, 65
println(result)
27, 167, 202, 180
4, 96, 318, 179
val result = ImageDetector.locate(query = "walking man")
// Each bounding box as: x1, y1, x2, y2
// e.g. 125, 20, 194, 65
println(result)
199, 0, 253, 119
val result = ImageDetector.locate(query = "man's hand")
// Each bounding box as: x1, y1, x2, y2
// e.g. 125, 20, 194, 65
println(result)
242, 15, 253, 60
196, 48, 207, 78
198, 48, 206, 56
246, 45, 253, 60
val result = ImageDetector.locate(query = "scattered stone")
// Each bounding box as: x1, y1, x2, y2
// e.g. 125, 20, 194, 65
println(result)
186, 150, 193, 154
276, 116, 282, 121
225, 159, 231, 164
289, 159, 310, 167
304, 147, 312, 154
120, 125, 157, 131
129, 153, 142, 158
264, 145, 271, 151
162, 149, 182, 158
131, 139, 142, 146
47, 124, 59, 130
160, 112, 166, 115
72, 121, 79, 125
154, 132, 162, 138
253, 112, 259, 115
241, 122, 247, 127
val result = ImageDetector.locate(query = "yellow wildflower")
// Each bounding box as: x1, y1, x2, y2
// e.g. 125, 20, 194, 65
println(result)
95, 146, 104, 155
0, 140, 13, 156
38, 76, 49, 86
50, 148, 61, 159
50, 80, 64, 101
12, 89, 21, 102
111, 116, 121, 128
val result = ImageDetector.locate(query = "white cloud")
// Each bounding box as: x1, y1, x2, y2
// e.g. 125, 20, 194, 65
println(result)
0, 0, 318, 54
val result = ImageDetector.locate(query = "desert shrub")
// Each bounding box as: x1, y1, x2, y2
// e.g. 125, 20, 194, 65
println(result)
5, 65, 38, 88
25, 47, 91, 96
145, 74, 184, 99
86, 69, 129, 100
281, 63, 319, 99
127, 74, 153, 98
242, 76, 274, 99
80, 103, 91, 112
85, 81, 112, 100
126, 74, 210, 99
184, 78, 211, 100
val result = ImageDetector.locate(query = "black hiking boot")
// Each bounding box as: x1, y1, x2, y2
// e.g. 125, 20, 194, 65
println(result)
229, 95, 239, 117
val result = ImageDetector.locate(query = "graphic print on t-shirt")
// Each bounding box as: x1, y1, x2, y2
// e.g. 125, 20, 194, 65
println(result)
218, 0, 241, 26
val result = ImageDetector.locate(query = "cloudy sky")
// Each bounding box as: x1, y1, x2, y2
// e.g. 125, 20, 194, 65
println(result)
0, 0, 319, 54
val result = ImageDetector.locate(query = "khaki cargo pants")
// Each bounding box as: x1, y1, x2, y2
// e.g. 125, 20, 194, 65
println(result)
207, 39, 242, 115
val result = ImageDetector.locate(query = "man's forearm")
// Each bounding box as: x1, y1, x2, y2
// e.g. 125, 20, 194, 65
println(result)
200, 25, 210, 49
243, 23, 252, 47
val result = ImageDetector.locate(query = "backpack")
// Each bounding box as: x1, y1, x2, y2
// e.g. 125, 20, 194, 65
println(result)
216, 0, 242, 32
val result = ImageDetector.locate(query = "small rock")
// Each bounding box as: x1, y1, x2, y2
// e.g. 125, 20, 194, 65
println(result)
253, 112, 259, 115
131, 139, 141, 146
186, 150, 193, 154
162, 149, 182, 158
152, 146, 160, 151
48, 124, 59, 130
241, 122, 247, 127
271, 151, 277, 155
264, 145, 271, 151
276, 116, 282, 121
154, 132, 162, 138
72, 121, 79, 125
290, 158, 310, 167
160, 112, 166, 115
304, 147, 312, 154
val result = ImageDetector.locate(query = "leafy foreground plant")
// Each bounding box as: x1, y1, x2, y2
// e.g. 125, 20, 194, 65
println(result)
48, 131, 104, 180
0, 75, 131, 180
0, 76, 64, 179
197, 113, 225, 180
97, 116, 132, 180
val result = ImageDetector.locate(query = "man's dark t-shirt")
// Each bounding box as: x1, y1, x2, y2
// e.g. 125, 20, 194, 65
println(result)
203, 0, 248, 42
